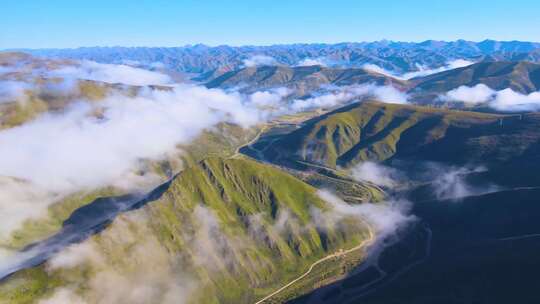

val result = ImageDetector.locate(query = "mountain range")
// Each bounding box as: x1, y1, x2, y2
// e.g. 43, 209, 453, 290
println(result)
17, 40, 540, 74
2, 46, 540, 304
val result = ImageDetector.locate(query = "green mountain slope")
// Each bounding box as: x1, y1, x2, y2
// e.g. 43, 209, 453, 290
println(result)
0, 157, 372, 304
205, 65, 407, 93
264, 101, 540, 168
411, 61, 540, 97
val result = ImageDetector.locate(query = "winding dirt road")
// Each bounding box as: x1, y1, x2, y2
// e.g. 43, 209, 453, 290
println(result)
254, 228, 375, 304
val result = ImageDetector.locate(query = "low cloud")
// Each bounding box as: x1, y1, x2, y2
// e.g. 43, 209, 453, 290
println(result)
439, 83, 494, 104
351, 162, 400, 187
430, 165, 498, 200
440, 84, 540, 111
362, 64, 396, 78
0, 80, 30, 103
0, 84, 266, 236
242, 55, 277, 67
296, 57, 328, 67
401, 59, 473, 79
43, 213, 196, 304
0, 178, 60, 239
290, 84, 408, 111
316, 190, 414, 239
0, 62, 400, 241
47, 241, 104, 271
0, 66, 15, 75
363, 59, 473, 80
0, 73, 410, 238
492, 89, 540, 111
248, 87, 292, 107
188, 205, 242, 272
48, 60, 172, 86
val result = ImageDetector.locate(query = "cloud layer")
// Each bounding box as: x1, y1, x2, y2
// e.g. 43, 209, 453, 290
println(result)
41, 213, 195, 304
0, 84, 265, 236
48, 60, 173, 86
363, 59, 473, 80
242, 55, 277, 67
316, 190, 414, 239
351, 162, 399, 187
296, 57, 328, 67
0, 80, 30, 103
440, 84, 540, 111
0, 57, 425, 240
290, 84, 408, 111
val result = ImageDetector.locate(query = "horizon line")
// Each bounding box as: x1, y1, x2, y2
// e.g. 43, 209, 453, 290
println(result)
4, 38, 540, 51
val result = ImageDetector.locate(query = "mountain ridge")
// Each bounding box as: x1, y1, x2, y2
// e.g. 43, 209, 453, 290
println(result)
16, 40, 540, 74
262, 101, 540, 169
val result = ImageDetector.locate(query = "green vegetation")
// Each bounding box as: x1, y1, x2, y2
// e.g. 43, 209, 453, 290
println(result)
2, 188, 118, 249
180, 122, 260, 161
266, 101, 540, 168
266, 242, 368, 303
0, 267, 64, 304
413, 61, 540, 95
0, 79, 112, 129
0, 157, 373, 304
206, 65, 408, 93
0, 97, 48, 129
144, 157, 370, 303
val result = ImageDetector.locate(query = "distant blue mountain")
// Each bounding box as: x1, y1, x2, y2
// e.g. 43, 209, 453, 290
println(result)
15, 40, 540, 74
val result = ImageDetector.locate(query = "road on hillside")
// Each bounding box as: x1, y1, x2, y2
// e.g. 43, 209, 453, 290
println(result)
254, 228, 375, 304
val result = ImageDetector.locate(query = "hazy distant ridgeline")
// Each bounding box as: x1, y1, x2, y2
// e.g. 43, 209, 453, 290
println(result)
18, 40, 540, 74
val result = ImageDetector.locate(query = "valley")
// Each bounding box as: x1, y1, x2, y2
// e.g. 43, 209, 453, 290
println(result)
1, 40, 540, 304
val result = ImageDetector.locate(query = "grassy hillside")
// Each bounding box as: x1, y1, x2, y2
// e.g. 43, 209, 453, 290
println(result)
264, 101, 540, 168
0, 157, 372, 304
205, 65, 407, 94
0, 122, 257, 250
410, 61, 540, 101
291, 187, 540, 304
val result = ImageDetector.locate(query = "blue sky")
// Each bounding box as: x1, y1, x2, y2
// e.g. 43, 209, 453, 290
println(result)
1, 0, 539, 48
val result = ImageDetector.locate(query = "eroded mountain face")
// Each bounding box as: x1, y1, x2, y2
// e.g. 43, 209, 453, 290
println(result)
1, 47, 540, 304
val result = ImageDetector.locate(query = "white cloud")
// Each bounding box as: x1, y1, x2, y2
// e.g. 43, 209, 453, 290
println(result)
47, 242, 104, 271
362, 64, 394, 77
432, 167, 477, 200
290, 84, 408, 111
0, 85, 262, 192
0, 80, 30, 103
0, 62, 403, 240
491, 88, 540, 111
242, 55, 277, 67
426, 165, 498, 201
296, 57, 328, 67
0, 84, 267, 236
439, 84, 495, 104
362, 85, 408, 104
48, 60, 172, 86
351, 162, 398, 187
149, 62, 166, 69
0, 66, 15, 75
316, 190, 414, 239
440, 84, 540, 111
249, 87, 292, 107
363, 59, 474, 80
42, 214, 196, 304
189, 205, 241, 271
402, 59, 473, 79
0, 178, 60, 239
